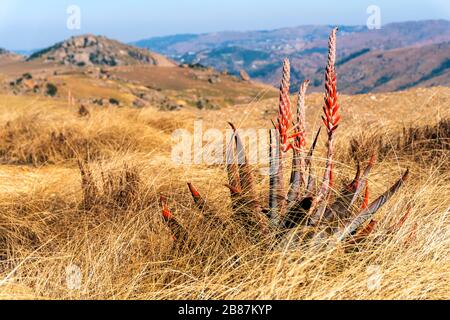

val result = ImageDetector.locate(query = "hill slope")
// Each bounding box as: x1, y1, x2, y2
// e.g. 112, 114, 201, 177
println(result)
319, 42, 450, 93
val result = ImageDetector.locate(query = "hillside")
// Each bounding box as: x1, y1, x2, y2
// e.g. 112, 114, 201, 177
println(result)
28, 34, 176, 67
0, 36, 277, 111
317, 42, 450, 93
133, 20, 450, 93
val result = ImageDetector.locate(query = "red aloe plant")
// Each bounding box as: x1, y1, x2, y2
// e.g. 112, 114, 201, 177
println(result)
160, 28, 410, 248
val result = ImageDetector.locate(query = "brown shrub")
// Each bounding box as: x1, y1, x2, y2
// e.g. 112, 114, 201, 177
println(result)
0, 109, 166, 166
78, 160, 143, 212
347, 118, 449, 168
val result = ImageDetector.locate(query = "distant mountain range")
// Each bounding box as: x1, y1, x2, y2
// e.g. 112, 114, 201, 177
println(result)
132, 20, 450, 93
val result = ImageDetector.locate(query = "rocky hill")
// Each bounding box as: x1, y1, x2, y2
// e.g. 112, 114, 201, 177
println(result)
28, 35, 176, 67
133, 20, 450, 93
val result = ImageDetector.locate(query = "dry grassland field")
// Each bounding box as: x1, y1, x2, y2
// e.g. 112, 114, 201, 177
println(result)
0, 6, 449, 302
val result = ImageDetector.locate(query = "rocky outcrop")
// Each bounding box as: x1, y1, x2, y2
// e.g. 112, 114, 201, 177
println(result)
239, 69, 251, 82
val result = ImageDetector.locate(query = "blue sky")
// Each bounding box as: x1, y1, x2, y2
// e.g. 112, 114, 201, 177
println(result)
1, 0, 449, 50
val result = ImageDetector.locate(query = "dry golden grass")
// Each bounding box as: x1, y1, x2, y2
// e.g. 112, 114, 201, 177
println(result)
0, 86, 449, 300
0, 94, 179, 165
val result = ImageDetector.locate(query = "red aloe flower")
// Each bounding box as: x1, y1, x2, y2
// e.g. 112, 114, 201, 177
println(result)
276, 58, 303, 153
308, 27, 341, 221
321, 27, 340, 189
322, 28, 340, 136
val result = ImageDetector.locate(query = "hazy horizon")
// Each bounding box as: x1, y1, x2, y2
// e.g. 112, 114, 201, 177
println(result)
1, 0, 449, 50
6, 18, 450, 54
